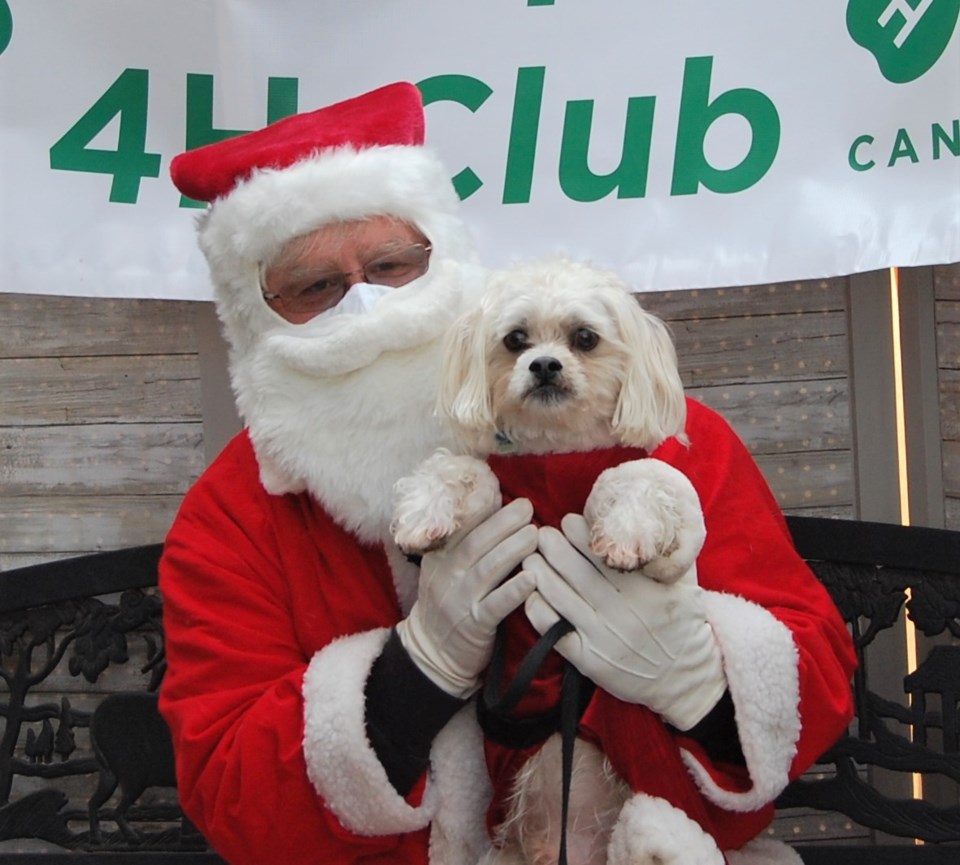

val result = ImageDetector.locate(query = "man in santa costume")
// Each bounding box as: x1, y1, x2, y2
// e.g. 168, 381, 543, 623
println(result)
159, 81, 856, 865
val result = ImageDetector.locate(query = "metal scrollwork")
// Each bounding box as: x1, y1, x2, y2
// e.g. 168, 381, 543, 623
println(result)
0, 588, 202, 851
781, 540, 960, 846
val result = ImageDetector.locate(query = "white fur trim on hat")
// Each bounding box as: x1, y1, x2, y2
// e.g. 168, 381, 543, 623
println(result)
302, 628, 436, 834
682, 591, 801, 811
197, 144, 477, 362
607, 793, 724, 865
201, 145, 469, 267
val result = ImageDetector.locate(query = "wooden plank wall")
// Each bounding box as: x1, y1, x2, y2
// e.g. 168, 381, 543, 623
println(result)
645, 276, 851, 518
936, 264, 960, 530
0, 295, 204, 570
1, 277, 855, 570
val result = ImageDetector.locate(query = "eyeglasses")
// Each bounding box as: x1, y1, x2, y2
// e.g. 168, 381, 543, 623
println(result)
262, 243, 432, 316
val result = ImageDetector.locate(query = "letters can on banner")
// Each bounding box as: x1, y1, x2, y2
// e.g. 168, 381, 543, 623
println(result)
849, 122, 960, 171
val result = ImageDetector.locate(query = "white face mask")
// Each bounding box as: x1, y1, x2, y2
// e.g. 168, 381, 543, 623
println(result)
265, 280, 401, 370
318, 281, 394, 320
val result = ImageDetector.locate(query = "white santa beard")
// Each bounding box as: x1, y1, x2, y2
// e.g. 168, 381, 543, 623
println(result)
238, 337, 457, 545
223, 258, 484, 544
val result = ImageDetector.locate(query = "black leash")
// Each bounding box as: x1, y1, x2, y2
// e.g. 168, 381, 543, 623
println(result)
480, 618, 595, 865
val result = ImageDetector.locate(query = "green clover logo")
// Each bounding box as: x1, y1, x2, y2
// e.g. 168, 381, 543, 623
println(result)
847, 0, 960, 82
0, 1, 12, 57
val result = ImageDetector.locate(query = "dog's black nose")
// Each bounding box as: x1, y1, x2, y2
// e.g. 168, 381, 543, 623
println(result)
529, 356, 562, 383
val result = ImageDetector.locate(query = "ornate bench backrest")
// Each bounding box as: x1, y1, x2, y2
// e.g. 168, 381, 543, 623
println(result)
0, 545, 221, 860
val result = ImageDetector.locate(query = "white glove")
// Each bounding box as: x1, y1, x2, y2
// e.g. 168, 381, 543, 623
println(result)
523, 514, 726, 730
397, 497, 538, 698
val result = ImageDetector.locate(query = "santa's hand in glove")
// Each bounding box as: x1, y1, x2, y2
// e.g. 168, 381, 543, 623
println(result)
524, 513, 726, 731
397, 497, 539, 699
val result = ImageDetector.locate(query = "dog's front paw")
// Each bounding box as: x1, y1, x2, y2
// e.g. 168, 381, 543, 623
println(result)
391, 509, 458, 556
390, 450, 501, 555
587, 522, 670, 574
583, 459, 705, 582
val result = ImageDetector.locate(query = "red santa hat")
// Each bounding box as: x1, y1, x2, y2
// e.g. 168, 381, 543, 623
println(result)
170, 81, 425, 204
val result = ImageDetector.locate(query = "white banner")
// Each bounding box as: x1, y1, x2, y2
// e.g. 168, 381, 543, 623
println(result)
1, 0, 958, 300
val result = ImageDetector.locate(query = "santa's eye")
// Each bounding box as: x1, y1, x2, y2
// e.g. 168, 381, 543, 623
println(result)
503, 329, 530, 352
571, 328, 600, 352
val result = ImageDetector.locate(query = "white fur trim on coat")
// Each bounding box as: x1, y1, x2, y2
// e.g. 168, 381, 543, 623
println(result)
607, 793, 724, 865
302, 628, 493, 862
726, 837, 804, 865
302, 628, 435, 834
683, 591, 801, 811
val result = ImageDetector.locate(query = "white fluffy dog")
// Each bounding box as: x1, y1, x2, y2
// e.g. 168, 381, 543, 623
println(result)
391, 258, 709, 865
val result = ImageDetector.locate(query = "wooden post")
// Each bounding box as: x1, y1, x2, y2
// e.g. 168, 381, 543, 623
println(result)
194, 302, 241, 465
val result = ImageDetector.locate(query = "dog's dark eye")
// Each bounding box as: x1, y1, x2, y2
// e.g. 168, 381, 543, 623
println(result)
571, 328, 600, 352
503, 329, 529, 352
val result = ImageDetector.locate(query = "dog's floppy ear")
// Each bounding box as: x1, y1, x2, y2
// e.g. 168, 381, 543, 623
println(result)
436, 305, 494, 431
612, 294, 687, 450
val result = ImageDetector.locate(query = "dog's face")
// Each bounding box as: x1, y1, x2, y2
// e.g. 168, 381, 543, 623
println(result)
439, 258, 687, 455
484, 286, 629, 452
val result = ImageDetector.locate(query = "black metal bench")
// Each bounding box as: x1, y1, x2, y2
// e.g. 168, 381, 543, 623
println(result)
0, 545, 221, 863
778, 517, 960, 864
0, 517, 957, 862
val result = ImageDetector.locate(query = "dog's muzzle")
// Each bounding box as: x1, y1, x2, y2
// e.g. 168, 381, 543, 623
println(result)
525, 355, 570, 403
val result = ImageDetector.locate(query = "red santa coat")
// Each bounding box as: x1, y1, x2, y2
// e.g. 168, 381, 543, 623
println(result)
159, 431, 431, 864
159, 397, 855, 865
